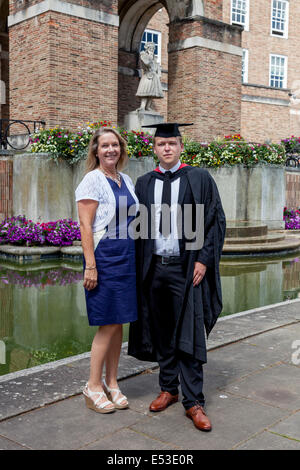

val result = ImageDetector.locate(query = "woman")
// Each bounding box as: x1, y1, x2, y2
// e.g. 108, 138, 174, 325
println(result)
75, 127, 139, 413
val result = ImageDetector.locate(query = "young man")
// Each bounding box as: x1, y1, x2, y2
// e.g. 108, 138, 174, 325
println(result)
128, 123, 226, 431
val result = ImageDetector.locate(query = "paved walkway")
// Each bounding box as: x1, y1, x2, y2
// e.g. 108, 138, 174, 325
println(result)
0, 300, 299, 451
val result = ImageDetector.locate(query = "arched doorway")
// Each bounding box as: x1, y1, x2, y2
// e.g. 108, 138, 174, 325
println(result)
118, 1, 170, 126
117, 0, 242, 141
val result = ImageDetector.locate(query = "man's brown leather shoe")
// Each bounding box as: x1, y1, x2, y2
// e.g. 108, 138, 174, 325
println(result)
149, 391, 179, 412
186, 404, 212, 432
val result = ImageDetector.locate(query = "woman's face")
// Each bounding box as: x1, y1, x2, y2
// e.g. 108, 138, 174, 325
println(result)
97, 132, 121, 169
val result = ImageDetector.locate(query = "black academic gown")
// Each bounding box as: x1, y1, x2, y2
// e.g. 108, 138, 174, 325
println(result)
128, 165, 226, 364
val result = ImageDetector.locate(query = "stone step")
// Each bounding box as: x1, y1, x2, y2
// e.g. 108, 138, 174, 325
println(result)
223, 236, 300, 253
226, 223, 268, 238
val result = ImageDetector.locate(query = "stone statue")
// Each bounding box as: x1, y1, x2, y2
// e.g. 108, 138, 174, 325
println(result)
136, 42, 164, 111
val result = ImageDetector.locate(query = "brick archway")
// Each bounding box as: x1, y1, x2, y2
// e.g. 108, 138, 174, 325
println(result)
119, 0, 204, 52
118, 0, 243, 142
117, 1, 205, 125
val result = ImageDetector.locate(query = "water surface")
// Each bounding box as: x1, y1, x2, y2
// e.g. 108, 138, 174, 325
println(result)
0, 254, 299, 376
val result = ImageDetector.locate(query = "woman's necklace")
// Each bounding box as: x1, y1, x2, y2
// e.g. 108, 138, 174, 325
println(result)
100, 167, 121, 186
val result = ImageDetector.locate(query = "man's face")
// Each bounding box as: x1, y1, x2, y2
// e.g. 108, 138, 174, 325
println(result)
154, 137, 184, 169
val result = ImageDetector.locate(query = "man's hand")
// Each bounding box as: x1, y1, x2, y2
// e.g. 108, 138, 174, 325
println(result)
193, 262, 207, 287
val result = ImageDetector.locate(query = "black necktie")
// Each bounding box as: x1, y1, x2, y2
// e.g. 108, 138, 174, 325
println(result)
159, 171, 172, 237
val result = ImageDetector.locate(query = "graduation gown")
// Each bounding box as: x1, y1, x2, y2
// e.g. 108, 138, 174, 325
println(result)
128, 165, 226, 363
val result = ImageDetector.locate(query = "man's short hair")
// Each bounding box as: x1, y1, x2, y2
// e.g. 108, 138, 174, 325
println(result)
153, 136, 183, 145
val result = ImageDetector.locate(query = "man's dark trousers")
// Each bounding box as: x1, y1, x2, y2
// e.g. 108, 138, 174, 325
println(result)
146, 256, 205, 410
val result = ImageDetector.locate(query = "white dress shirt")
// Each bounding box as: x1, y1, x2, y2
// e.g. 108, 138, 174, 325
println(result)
154, 161, 182, 256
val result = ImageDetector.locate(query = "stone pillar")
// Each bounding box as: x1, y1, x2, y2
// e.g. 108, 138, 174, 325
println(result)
8, 0, 119, 130
168, 16, 243, 142
0, 151, 13, 221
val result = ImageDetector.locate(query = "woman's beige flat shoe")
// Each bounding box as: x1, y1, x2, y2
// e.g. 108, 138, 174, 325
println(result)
103, 378, 129, 410
83, 383, 115, 414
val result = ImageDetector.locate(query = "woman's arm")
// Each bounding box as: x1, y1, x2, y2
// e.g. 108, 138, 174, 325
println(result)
77, 199, 98, 291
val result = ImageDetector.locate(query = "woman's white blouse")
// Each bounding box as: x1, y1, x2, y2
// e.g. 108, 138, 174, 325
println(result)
75, 169, 139, 233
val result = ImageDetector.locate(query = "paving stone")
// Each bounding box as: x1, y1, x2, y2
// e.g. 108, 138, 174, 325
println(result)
268, 411, 300, 441
206, 340, 285, 384
117, 369, 162, 414
0, 395, 145, 450
130, 394, 285, 450
0, 365, 88, 420
0, 305, 299, 450
82, 428, 179, 450
221, 363, 300, 411
234, 430, 300, 450
209, 308, 300, 349
242, 323, 300, 364
0, 345, 157, 421
0, 435, 29, 450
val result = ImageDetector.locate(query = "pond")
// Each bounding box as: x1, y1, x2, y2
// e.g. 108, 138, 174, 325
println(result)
0, 253, 299, 376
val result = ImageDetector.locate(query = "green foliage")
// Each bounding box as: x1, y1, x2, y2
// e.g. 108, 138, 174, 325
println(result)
181, 134, 286, 168
29, 124, 287, 168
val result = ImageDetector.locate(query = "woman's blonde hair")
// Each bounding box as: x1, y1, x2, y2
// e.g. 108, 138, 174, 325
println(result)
85, 127, 128, 173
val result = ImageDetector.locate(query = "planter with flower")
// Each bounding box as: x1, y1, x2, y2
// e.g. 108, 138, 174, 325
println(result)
0, 216, 81, 247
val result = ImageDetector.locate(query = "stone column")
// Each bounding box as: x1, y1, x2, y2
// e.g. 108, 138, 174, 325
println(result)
8, 0, 119, 129
0, 151, 13, 221
168, 16, 243, 142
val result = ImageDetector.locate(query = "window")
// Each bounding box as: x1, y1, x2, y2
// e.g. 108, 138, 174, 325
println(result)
140, 29, 162, 63
271, 0, 289, 38
231, 0, 249, 31
242, 49, 248, 83
269, 54, 287, 88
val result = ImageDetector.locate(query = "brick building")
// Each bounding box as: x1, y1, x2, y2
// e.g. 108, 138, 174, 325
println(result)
0, 0, 299, 143
223, 0, 300, 143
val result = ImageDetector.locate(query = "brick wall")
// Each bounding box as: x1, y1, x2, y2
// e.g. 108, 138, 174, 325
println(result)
168, 16, 242, 141
286, 171, 300, 210
9, 1, 119, 129
0, 156, 13, 221
223, 0, 300, 142
204, 0, 223, 21
0, 32, 9, 122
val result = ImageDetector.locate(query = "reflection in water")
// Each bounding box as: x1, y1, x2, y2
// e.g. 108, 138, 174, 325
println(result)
0, 260, 130, 376
0, 254, 300, 375
220, 254, 300, 316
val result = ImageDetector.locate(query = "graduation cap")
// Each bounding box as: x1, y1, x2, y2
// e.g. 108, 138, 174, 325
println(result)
142, 122, 193, 138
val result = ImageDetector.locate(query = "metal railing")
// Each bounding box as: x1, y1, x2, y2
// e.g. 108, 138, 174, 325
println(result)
0, 119, 45, 150
286, 153, 300, 168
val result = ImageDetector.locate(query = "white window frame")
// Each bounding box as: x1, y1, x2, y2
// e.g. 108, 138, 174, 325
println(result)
242, 49, 249, 83
231, 0, 250, 31
140, 29, 162, 64
269, 54, 288, 89
270, 0, 289, 39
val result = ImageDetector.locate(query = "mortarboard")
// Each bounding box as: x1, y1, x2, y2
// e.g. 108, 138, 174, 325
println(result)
142, 122, 193, 138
